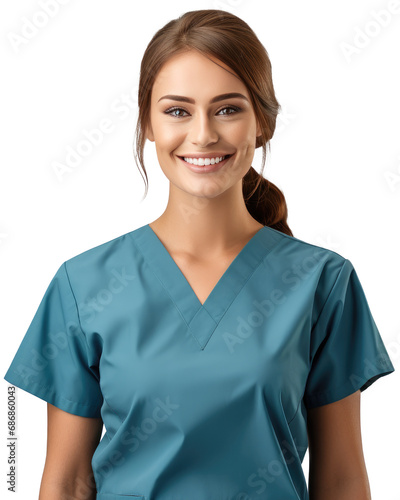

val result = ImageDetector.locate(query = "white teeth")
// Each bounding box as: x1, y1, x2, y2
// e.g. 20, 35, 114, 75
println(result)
183, 156, 227, 166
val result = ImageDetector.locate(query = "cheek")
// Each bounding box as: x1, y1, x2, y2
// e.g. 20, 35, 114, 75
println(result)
228, 122, 257, 148
155, 127, 185, 155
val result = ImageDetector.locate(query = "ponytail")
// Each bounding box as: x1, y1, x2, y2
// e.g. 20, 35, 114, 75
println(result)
243, 166, 293, 237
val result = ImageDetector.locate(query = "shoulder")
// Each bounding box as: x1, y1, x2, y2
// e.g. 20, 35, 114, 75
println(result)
60, 224, 148, 283
264, 226, 351, 281
264, 228, 359, 335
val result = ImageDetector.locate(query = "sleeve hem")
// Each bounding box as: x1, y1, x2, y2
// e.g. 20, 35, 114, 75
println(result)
304, 366, 395, 409
4, 370, 102, 419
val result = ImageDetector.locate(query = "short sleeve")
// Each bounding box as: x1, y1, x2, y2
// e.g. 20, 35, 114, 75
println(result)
304, 258, 395, 409
4, 262, 103, 418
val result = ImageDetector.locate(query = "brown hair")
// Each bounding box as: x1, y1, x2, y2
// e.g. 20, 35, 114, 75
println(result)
133, 9, 293, 237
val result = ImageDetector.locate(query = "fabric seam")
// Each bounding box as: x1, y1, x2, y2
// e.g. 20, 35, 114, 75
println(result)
128, 232, 203, 347
200, 236, 288, 349
296, 258, 349, 413
63, 261, 89, 342
309, 258, 349, 340
287, 396, 303, 426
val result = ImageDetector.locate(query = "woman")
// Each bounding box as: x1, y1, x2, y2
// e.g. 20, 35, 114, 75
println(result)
4, 9, 395, 500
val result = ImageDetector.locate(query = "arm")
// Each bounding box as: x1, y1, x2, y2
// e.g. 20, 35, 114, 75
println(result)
307, 390, 371, 500
38, 403, 103, 500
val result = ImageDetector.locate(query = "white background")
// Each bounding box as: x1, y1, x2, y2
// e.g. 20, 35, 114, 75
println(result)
1, 0, 399, 498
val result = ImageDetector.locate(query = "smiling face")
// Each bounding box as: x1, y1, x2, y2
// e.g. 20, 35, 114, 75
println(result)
145, 49, 261, 199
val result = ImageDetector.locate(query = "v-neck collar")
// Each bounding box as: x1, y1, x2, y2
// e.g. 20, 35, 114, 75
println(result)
131, 224, 281, 350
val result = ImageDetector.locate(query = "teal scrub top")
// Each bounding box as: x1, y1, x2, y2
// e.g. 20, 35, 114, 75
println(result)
4, 224, 395, 500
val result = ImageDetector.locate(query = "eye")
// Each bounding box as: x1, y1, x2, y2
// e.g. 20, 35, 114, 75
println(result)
217, 106, 241, 115
164, 105, 241, 119
164, 107, 189, 118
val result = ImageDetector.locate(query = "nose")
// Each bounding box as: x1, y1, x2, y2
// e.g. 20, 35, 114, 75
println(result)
188, 111, 219, 148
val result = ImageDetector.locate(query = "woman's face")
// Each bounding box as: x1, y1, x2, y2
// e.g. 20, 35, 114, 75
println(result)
146, 49, 261, 199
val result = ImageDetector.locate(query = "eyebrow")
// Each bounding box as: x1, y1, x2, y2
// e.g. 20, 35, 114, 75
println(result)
157, 92, 249, 104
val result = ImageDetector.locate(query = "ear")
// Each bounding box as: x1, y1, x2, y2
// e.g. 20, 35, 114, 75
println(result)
255, 118, 262, 139
145, 122, 155, 142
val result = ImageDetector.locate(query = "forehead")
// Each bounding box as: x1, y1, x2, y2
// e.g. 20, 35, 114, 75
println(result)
151, 50, 248, 100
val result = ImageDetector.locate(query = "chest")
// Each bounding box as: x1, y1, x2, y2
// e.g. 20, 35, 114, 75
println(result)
171, 251, 238, 306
